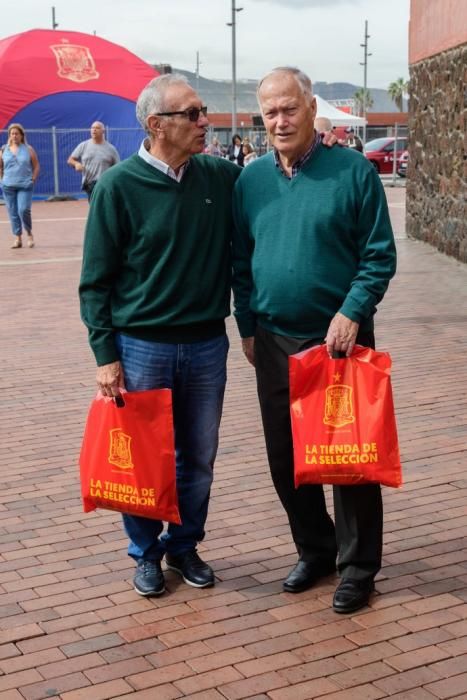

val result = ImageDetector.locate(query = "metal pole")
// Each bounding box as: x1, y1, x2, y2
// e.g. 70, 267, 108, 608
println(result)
231, 1, 237, 137
391, 121, 398, 185
227, 1, 243, 139
359, 20, 371, 145
195, 51, 200, 94
51, 126, 59, 196
52, 6, 58, 29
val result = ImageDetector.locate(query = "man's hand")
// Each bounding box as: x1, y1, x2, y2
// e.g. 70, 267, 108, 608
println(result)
74, 162, 84, 172
96, 361, 125, 397
242, 337, 255, 366
325, 312, 360, 357
321, 130, 339, 148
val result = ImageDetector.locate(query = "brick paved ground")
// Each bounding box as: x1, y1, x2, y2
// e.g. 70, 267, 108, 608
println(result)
1, 189, 466, 700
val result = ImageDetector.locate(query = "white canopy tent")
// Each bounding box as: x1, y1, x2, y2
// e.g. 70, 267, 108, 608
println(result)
315, 94, 367, 126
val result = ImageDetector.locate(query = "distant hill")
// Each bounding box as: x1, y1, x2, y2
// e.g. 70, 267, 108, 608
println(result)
160, 68, 406, 113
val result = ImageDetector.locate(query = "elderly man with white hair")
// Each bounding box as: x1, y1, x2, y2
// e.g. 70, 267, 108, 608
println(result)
232, 66, 397, 614
79, 74, 240, 597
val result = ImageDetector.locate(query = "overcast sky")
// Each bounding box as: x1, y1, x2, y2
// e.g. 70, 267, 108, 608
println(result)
2, 0, 410, 88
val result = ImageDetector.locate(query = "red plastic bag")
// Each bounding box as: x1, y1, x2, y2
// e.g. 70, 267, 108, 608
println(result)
79, 389, 181, 523
289, 344, 402, 488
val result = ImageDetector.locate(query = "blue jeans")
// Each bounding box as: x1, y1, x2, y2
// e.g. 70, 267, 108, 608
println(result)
115, 332, 229, 561
2, 186, 33, 236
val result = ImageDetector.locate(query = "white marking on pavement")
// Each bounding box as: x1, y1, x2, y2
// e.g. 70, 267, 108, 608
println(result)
0, 257, 82, 266
0, 217, 87, 224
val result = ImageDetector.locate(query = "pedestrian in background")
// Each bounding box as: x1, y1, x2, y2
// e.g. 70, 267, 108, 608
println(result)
0, 123, 40, 249
226, 134, 244, 167
314, 116, 333, 135
242, 141, 257, 166
204, 136, 224, 157
67, 121, 120, 200
344, 126, 364, 152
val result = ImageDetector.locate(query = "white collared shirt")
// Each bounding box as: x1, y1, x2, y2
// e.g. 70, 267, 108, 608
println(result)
138, 139, 188, 182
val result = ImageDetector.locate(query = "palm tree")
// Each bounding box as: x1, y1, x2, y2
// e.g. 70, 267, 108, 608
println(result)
353, 88, 374, 116
388, 78, 409, 111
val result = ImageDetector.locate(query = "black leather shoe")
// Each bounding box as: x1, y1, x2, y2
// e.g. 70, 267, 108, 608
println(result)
165, 550, 214, 588
283, 559, 336, 593
333, 577, 375, 614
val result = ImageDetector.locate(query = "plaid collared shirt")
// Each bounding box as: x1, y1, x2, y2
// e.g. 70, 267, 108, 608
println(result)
273, 130, 321, 179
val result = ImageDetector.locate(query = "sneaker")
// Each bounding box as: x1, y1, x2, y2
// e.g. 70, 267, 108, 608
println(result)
165, 550, 214, 588
133, 559, 165, 596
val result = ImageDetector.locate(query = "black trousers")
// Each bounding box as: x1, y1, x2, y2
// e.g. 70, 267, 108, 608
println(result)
255, 325, 383, 580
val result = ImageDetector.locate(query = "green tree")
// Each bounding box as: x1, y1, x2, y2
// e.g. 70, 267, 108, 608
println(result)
388, 78, 409, 111
353, 88, 374, 115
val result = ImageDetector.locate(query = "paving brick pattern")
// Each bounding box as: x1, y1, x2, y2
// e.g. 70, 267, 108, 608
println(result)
1, 190, 466, 699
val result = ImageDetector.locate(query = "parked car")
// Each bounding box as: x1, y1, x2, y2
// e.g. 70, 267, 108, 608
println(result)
397, 150, 409, 178
363, 137, 408, 174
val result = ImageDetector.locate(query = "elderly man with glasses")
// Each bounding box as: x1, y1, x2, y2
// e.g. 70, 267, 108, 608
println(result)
79, 74, 240, 597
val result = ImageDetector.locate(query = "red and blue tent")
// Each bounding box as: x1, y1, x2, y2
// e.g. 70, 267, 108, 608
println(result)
0, 28, 158, 128
0, 29, 159, 195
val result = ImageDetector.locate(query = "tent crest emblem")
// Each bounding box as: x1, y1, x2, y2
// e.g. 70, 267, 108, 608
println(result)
50, 42, 99, 83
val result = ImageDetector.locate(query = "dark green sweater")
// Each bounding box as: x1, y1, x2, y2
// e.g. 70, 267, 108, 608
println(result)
79, 153, 239, 365
232, 144, 396, 339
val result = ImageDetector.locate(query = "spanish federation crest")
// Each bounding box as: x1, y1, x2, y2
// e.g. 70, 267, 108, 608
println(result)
50, 42, 99, 83
108, 429, 134, 470
323, 384, 355, 428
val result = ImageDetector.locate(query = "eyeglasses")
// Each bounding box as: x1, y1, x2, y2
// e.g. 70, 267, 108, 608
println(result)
154, 106, 208, 122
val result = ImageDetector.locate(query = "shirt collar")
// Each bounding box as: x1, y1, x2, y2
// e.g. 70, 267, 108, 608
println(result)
138, 139, 188, 182
273, 130, 321, 179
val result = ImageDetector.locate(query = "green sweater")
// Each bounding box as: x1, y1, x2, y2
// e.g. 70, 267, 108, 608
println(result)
79, 153, 239, 366
232, 144, 396, 339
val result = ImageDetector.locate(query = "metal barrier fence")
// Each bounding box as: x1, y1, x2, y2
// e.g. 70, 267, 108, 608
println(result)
0, 127, 145, 199
1, 124, 408, 199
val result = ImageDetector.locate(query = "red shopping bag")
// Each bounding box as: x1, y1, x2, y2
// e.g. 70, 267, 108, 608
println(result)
289, 344, 402, 488
79, 389, 181, 523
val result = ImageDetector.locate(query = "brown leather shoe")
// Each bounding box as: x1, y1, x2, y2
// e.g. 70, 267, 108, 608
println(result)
11, 237, 22, 248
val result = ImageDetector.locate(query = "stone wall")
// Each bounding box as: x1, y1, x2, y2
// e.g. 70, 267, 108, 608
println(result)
407, 43, 467, 261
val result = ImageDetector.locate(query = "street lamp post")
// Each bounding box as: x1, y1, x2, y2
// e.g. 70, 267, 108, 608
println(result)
359, 19, 371, 145
227, 1, 243, 138
51, 6, 58, 29
195, 51, 201, 94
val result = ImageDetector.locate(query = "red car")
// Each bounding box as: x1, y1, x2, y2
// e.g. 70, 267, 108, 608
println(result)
364, 137, 408, 174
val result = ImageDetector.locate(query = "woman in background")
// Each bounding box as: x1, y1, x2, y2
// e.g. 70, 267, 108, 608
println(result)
226, 134, 244, 167
0, 123, 40, 248
242, 141, 257, 166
